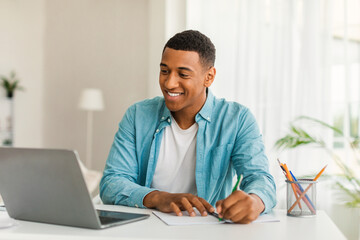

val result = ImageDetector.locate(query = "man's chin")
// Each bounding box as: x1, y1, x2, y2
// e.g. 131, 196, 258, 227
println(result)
164, 101, 183, 113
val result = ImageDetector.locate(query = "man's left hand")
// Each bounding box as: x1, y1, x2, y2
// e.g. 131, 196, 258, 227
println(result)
215, 191, 265, 224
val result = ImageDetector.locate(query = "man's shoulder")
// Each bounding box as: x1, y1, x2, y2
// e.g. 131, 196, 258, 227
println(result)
132, 96, 164, 107
213, 96, 249, 116
128, 96, 165, 115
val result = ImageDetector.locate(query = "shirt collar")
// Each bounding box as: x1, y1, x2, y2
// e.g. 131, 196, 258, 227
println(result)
160, 103, 171, 122
196, 89, 214, 123
160, 89, 215, 123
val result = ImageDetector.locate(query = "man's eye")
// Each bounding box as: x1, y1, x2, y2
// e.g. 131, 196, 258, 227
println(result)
179, 73, 189, 78
161, 70, 169, 74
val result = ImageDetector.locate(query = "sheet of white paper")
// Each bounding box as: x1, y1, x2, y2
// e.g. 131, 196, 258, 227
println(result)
153, 209, 279, 226
153, 209, 224, 226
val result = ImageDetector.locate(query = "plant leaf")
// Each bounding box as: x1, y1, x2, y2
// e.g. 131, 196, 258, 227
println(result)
335, 181, 360, 204
296, 116, 343, 135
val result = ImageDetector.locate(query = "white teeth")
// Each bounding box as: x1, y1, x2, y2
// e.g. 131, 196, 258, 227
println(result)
167, 92, 181, 97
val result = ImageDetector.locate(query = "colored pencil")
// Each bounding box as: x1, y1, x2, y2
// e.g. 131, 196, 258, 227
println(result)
287, 165, 327, 214
283, 163, 302, 209
313, 165, 327, 181
290, 171, 316, 213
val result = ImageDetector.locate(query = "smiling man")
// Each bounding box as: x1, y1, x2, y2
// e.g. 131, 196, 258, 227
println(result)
100, 30, 276, 223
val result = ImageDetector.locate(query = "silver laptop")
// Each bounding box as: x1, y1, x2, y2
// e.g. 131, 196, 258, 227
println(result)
0, 147, 149, 229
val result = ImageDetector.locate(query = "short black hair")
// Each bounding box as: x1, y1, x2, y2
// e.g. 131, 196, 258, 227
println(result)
163, 30, 216, 68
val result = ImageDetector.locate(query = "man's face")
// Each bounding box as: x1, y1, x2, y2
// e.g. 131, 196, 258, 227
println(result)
159, 48, 215, 116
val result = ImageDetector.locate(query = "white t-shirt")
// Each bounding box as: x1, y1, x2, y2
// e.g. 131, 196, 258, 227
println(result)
151, 115, 198, 195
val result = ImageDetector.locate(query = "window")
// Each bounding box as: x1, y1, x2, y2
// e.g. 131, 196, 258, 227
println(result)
331, 0, 360, 154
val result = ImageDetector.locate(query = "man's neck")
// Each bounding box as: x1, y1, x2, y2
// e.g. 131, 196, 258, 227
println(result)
171, 91, 208, 130
171, 113, 196, 130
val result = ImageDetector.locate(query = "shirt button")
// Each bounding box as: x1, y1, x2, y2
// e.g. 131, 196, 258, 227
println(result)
161, 117, 165, 120
207, 117, 211, 120
156, 129, 159, 133
167, 119, 170, 123
135, 204, 139, 208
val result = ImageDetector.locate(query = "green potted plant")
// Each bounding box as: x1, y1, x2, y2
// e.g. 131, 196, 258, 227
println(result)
0, 71, 24, 146
1, 71, 24, 99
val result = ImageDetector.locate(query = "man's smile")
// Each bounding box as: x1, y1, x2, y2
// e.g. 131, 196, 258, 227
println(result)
165, 90, 184, 98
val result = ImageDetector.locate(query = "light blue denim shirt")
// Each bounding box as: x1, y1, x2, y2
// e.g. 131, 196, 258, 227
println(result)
100, 90, 276, 213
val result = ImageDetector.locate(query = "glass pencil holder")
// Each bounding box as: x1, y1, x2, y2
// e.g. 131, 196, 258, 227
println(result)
286, 179, 317, 217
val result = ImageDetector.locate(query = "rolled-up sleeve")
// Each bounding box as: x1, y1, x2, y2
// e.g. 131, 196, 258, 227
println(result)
231, 109, 277, 213
99, 105, 156, 208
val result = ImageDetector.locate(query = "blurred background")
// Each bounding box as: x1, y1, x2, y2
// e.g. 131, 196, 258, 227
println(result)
0, 0, 359, 238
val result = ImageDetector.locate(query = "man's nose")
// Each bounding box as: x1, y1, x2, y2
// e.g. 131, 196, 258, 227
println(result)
164, 73, 179, 89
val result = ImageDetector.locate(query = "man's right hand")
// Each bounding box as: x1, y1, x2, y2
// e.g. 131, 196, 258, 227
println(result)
143, 191, 215, 217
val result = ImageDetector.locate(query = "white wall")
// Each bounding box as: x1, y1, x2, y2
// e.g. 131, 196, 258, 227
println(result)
147, 0, 166, 98
0, 0, 150, 171
42, 0, 149, 171
147, 0, 187, 98
0, 0, 186, 171
0, 0, 45, 147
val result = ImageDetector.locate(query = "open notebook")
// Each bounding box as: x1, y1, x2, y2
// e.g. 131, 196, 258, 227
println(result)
153, 209, 279, 226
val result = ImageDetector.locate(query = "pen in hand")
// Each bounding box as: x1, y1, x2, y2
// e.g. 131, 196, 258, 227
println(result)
232, 174, 243, 192
218, 174, 243, 221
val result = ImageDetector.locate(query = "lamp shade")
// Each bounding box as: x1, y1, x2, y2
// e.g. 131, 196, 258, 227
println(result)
78, 88, 105, 111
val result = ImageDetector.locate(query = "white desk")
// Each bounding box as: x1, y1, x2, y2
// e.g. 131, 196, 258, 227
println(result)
0, 204, 345, 240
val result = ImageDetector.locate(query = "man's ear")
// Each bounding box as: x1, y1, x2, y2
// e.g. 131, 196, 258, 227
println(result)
204, 67, 216, 87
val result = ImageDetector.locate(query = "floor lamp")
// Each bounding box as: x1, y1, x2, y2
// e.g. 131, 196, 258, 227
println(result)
78, 88, 104, 169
